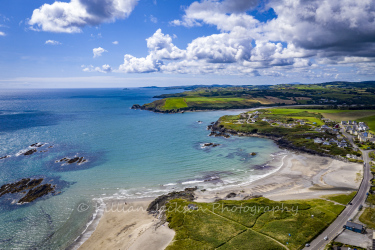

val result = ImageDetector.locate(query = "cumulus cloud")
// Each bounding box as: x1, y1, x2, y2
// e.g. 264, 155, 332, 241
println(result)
93, 47, 108, 58
112, 41, 119, 45
118, 55, 162, 73
82, 64, 112, 73
83, 0, 375, 78
146, 29, 185, 60
0, 31, 5, 36
45, 40, 61, 45
29, 0, 139, 33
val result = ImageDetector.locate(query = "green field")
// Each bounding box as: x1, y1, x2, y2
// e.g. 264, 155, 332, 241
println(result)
359, 208, 375, 229
322, 192, 357, 205
270, 109, 346, 115
163, 98, 188, 110
166, 198, 344, 250
358, 115, 375, 131
274, 108, 375, 131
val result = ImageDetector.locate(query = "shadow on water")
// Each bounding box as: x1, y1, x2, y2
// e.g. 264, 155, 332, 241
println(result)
0, 110, 70, 133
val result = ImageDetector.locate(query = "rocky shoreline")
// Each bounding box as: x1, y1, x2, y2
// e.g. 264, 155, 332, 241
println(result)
131, 104, 261, 114
208, 120, 349, 162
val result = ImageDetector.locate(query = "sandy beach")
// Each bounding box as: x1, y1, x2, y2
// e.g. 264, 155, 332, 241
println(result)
79, 199, 175, 250
79, 152, 363, 250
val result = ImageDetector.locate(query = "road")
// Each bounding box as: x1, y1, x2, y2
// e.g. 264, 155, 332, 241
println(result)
304, 149, 372, 250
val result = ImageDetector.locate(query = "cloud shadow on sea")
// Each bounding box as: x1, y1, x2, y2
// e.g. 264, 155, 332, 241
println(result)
0, 110, 74, 133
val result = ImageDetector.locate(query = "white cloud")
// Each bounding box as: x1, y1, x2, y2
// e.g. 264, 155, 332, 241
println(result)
112, 41, 119, 45
0, 31, 5, 36
45, 40, 61, 45
82, 64, 112, 73
118, 55, 162, 73
146, 29, 185, 60
150, 15, 158, 23
80, 0, 375, 79
29, 0, 139, 33
93, 47, 108, 58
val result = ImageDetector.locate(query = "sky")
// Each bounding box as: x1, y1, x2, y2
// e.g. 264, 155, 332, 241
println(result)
1, 0, 375, 88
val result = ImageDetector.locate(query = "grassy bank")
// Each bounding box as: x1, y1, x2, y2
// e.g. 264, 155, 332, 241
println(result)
322, 192, 357, 205
359, 208, 375, 229
165, 198, 344, 250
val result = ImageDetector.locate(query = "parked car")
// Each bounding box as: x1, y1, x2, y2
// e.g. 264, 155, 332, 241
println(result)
305, 243, 310, 247
324, 236, 328, 241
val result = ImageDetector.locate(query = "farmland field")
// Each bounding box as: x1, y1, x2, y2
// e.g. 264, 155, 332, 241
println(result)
166, 198, 344, 250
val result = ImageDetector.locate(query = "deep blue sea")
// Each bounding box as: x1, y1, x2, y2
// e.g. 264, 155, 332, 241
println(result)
0, 88, 282, 249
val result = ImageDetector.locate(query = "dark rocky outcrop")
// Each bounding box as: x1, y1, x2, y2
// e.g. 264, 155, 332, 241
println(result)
0, 178, 43, 197
30, 143, 45, 148
0, 155, 10, 160
225, 192, 237, 199
0, 178, 56, 204
250, 152, 257, 156
23, 149, 38, 156
202, 143, 221, 148
18, 184, 55, 204
55, 156, 87, 165
131, 104, 142, 109
147, 187, 198, 213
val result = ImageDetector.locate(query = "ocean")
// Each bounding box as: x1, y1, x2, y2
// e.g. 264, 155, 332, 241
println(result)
0, 88, 282, 249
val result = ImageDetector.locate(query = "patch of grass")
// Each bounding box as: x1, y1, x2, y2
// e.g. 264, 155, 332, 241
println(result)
322, 192, 357, 205
165, 198, 344, 250
366, 193, 375, 205
325, 111, 375, 122
218, 229, 285, 250
289, 116, 324, 126
163, 98, 188, 110
185, 97, 246, 102
359, 207, 375, 229
358, 114, 375, 131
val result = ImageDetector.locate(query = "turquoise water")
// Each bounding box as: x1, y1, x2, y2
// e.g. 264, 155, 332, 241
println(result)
0, 88, 281, 249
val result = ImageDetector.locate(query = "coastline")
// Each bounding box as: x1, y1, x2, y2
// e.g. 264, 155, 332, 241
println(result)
77, 151, 363, 250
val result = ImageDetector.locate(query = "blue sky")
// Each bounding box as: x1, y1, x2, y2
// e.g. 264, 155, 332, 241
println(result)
0, 0, 375, 88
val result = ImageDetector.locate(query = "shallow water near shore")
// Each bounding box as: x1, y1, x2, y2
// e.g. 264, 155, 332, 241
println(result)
0, 88, 281, 249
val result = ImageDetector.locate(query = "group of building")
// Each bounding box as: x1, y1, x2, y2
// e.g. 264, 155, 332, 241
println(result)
313, 137, 348, 148
341, 121, 375, 143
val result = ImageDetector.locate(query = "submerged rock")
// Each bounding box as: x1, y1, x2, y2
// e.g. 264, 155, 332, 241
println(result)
202, 143, 221, 148
55, 156, 87, 165
0, 178, 56, 204
250, 152, 257, 156
18, 184, 55, 204
0, 178, 43, 197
